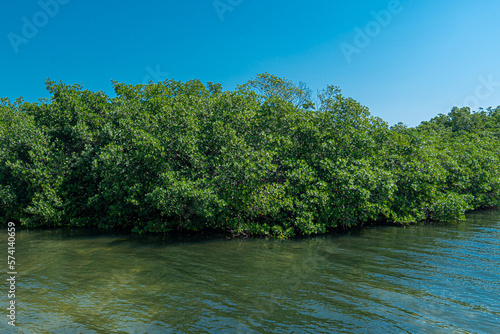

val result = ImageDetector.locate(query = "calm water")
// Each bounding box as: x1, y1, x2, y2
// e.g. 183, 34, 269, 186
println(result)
2, 210, 500, 333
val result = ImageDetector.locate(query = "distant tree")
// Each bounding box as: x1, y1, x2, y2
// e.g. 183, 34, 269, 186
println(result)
239, 73, 315, 109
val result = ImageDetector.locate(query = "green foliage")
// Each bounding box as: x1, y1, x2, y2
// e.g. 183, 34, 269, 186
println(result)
1, 75, 499, 238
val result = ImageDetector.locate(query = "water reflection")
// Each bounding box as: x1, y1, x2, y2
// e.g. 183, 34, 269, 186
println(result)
1, 209, 499, 333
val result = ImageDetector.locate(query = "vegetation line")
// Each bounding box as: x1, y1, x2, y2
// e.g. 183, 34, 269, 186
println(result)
1, 74, 499, 238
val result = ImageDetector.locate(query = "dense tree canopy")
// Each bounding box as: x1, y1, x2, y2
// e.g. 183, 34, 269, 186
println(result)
1, 74, 499, 238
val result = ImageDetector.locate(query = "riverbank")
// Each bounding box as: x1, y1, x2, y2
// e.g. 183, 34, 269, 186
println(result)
4, 207, 499, 243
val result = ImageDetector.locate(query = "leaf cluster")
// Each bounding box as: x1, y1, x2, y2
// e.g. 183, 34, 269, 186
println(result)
1, 76, 499, 238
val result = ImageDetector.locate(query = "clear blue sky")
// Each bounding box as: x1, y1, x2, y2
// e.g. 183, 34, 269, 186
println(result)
1, 0, 499, 126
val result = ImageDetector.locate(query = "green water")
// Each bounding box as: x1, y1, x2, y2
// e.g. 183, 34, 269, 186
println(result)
2, 210, 500, 333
